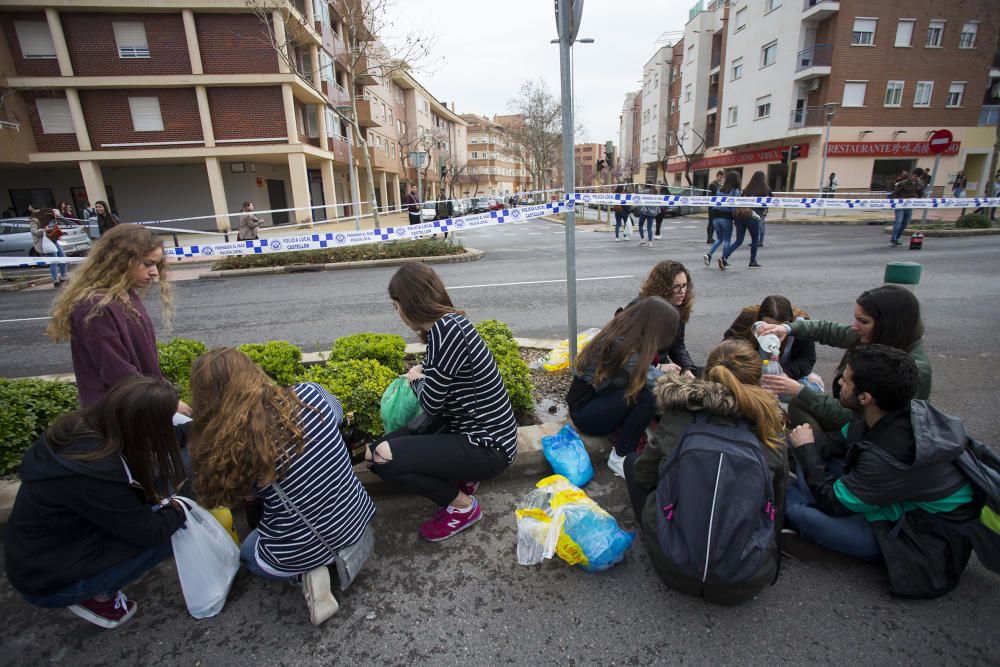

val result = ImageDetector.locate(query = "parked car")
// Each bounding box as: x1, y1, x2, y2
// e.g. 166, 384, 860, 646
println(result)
471, 197, 491, 213
490, 199, 506, 211
0, 218, 92, 257
420, 202, 438, 222
451, 199, 468, 216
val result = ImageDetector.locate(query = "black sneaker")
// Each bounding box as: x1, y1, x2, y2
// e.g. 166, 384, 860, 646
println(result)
703, 253, 711, 267
779, 529, 839, 562
749, 262, 762, 268
718, 257, 727, 271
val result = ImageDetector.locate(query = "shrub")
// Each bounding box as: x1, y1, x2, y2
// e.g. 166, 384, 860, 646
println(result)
955, 213, 991, 229
157, 337, 207, 402
474, 319, 534, 415
303, 359, 397, 436
0, 378, 79, 475
237, 341, 305, 387
329, 333, 407, 374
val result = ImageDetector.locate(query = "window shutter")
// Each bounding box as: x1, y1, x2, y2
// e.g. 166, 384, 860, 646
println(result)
895, 20, 914, 47
113, 22, 150, 58
842, 82, 867, 107
36, 98, 74, 133
14, 21, 56, 58
128, 97, 164, 132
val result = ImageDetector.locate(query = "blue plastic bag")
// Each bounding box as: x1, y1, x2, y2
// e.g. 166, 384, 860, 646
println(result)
542, 424, 594, 487
561, 502, 635, 573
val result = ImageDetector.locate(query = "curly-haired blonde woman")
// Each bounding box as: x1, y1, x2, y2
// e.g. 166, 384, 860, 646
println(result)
46, 224, 187, 413
189, 348, 375, 626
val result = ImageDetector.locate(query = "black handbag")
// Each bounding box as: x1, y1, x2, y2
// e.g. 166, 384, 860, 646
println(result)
406, 412, 448, 435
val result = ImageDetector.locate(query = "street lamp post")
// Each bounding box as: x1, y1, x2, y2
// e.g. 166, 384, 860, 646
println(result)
817, 102, 838, 216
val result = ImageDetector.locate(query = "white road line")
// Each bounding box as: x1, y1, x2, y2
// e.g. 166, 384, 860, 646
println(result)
0, 316, 51, 324
449, 275, 633, 290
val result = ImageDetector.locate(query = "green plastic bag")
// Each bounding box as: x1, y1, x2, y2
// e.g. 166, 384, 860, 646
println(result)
380, 378, 423, 434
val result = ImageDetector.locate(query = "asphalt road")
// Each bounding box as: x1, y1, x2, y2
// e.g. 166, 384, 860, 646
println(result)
2, 217, 999, 665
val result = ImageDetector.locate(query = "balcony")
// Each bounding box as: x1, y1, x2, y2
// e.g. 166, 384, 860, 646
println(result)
707, 94, 718, 111
328, 135, 351, 164
789, 106, 832, 131
802, 0, 839, 23
794, 44, 832, 81
981, 106, 1000, 126
354, 54, 378, 86
353, 97, 382, 127
710, 51, 721, 70
322, 78, 350, 107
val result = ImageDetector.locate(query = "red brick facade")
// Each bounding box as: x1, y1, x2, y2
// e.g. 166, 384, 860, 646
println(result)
21, 91, 79, 152
1, 13, 61, 76
61, 12, 192, 76
207, 86, 286, 143
195, 13, 279, 75
80, 88, 203, 150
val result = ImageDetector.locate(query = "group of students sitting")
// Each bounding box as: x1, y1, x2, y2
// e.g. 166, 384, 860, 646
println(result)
2, 228, 993, 631
567, 260, 990, 604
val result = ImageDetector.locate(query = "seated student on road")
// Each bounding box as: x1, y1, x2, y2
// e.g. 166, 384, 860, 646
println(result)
783, 345, 978, 598
189, 348, 375, 626
622, 260, 698, 378
755, 285, 930, 432
567, 296, 680, 479
46, 224, 191, 417
624, 339, 788, 605
369, 262, 518, 542
724, 294, 821, 393
5, 377, 187, 629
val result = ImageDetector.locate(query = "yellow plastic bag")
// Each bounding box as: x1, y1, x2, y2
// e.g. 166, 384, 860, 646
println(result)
541, 328, 601, 372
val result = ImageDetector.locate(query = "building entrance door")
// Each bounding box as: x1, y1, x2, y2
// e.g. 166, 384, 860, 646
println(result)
267, 179, 288, 225
871, 159, 915, 194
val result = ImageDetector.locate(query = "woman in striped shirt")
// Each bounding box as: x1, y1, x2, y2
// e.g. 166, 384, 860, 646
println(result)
369, 262, 518, 542
189, 348, 375, 626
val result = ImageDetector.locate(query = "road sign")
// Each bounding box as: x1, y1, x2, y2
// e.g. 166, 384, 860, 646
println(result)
928, 129, 954, 154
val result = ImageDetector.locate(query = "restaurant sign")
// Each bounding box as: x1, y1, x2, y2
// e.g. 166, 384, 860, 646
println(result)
666, 143, 811, 172
825, 141, 961, 157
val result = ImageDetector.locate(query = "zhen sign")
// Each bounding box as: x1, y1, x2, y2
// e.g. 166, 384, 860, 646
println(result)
825, 141, 961, 157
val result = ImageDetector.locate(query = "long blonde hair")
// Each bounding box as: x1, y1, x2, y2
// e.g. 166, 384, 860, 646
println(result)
47, 224, 171, 341
705, 339, 785, 451
189, 348, 309, 508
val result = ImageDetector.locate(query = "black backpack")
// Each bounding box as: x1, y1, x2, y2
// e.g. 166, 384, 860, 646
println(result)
655, 412, 778, 586
954, 437, 1000, 573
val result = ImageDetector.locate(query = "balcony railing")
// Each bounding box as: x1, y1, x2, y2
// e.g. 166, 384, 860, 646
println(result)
708, 94, 718, 110
710, 51, 721, 69
789, 106, 833, 129
980, 105, 1000, 126
803, 0, 838, 10
796, 44, 832, 71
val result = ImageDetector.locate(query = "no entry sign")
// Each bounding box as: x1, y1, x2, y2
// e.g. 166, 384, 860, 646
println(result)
928, 129, 954, 154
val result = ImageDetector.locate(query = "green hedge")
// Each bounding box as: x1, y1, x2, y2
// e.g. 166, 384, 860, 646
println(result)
955, 213, 991, 229
157, 337, 208, 402
0, 378, 79, 475
212, 238, 465, 270
303, 359, 397, 437
474, 319, 534, 415
329, 333, 406, 374
237, 341, 305, 386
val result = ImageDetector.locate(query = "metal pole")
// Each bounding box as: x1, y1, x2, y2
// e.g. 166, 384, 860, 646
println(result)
346, 123, 362, 230
782, 147, 792, 219
558, 0, 579, 364
417, 164, 423, 210
920, 151, 942, 224
818, 110, 834, 216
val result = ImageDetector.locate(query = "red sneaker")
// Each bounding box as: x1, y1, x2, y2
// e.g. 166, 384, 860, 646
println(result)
458, 481, 480, 496
419, 501, 482, 542
68, 591, 137, 629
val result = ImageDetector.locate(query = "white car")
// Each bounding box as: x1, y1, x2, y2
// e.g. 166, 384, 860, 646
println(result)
0, 218, 92, 257
420, 202, 438, 222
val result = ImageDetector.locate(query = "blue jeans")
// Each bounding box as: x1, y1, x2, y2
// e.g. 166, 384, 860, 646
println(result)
240, 529, 299, 582
44, 243, 68, 283
614, 211, 629, 238
784, 472, 881, 562
758, 213, 767, 245
891, 209, 913, 242
726, 218, 760, 264
637, 214, 655, 241
570, 386, 656, 456
707, 217, 733, 258
21, 539, 173, 608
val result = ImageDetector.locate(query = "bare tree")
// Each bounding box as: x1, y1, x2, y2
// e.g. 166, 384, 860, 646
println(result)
441, 155, 469, 200
455, 168, 484, 198
397, 126, 446, 200
668, 125, 707, 187
505, 79, 561, 193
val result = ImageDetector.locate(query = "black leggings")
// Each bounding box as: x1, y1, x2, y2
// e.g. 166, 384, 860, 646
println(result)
370, 428, 508, 506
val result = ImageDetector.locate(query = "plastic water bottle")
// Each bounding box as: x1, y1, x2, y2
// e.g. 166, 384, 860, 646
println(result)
762, 355, 784, 378
751, 321, 782, 357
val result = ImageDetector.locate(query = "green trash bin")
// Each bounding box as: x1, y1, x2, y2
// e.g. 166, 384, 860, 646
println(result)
884, 261, 922, 285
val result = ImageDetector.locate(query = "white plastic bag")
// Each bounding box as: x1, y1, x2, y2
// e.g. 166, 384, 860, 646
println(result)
171, 496, 241, 619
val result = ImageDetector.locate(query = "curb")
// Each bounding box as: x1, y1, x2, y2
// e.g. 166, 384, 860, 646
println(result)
0, 277, 55, 293
199, 248, 483, 279
881, 225, 1000, 237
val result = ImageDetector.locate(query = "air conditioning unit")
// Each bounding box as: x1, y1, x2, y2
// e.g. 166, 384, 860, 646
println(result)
806, 78, 822, 92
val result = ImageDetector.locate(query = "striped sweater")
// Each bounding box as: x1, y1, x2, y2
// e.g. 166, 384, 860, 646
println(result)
412, 313, 519, 465
254, 382, 375, 575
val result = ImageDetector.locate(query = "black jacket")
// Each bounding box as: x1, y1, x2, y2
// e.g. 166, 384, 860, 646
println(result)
666, 321, 697, 374
5, 434, 186, 597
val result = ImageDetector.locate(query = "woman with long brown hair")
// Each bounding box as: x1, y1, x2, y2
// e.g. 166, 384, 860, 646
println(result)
47, 224, 188, 414
189, 347, 375, 626
371, 262, 518, 542
567, 296, 680, 478
5, 377, 187, 629
626, 339, 788, 605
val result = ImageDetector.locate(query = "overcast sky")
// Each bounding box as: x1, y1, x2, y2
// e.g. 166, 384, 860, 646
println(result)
385, 0, 690, 148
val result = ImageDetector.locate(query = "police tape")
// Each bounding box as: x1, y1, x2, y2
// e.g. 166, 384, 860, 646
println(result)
574, 193, 1000, 210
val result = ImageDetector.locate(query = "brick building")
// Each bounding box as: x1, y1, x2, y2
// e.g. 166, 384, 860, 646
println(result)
461, 113, 531, 197
0, 0, 465, 229
573, 142, 604, 186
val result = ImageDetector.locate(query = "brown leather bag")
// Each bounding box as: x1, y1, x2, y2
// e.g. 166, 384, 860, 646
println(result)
45, 223, 64, 241
734, 207, 753, 219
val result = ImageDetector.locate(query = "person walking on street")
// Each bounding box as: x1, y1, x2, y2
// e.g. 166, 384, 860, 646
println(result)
890, 169, 924, 246
706, 170, 724, 243
826, 172, 839, 198
93, 201, 119, 237
405, 185, 421, 226
612, 185, 631, 241
636, 186, 658, 247
952, 171, 968, 218
705, 171, 741, 270
730, 170, 769, 267
29, 208, 68, 287
237, 201, 261, 241
653, 182, 667, 239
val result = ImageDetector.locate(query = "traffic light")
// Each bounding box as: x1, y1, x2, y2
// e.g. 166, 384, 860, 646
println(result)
597, 159, 605, 172
781, 145, 802, 163
440, 164, 447, 178
790, 145, 802, 160
605, 140, 615, 169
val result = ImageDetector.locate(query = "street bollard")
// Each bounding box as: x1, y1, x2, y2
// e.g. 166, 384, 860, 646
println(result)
884, 261, 922, 287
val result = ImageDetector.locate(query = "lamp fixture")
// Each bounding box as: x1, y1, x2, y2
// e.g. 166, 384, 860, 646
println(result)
858, 130, 874, 140
892, 130, 908, 140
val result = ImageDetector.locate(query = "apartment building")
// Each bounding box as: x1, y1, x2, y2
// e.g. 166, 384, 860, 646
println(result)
638, 45, 676, 184
617, 91, 641, 180
461, 113, 531, 196
574, 142, 604, 186
0, 0, 466, 229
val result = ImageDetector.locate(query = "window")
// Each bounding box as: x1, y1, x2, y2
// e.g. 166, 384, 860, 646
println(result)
14, 21, 56, 59
685, 83, 692, 102
842, 81, 868, 107
112, 22, 150, 58
128, 97, 164, 131
914, 81, 933, 107
959, 22, 977, 48
926, 20, 944, 47
35, 98, 73, 133
765, 0, 782, 11
726, 106, 738, 126
761, 41, 777, 67
755, 95, 772, 119
735, 7, 747, 31
947, 82, 965, 107
686, 43, 695, 62
852, 18, 877, 45
884, 80, 904, 106
731, 57, 743, 80
895, 20, 914, 47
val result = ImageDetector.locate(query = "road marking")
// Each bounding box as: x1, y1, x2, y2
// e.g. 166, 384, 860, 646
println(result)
0, 316, 51, 324
449, 275, 633, 290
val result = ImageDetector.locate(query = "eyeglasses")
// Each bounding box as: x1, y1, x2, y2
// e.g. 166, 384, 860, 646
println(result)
670, 283, 690, 293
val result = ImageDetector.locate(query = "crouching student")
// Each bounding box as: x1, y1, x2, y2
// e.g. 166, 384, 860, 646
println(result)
5, 377, 187, 629
784, 345, 978, 599
189, 348, 375, 626
624, 339, 788, 605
